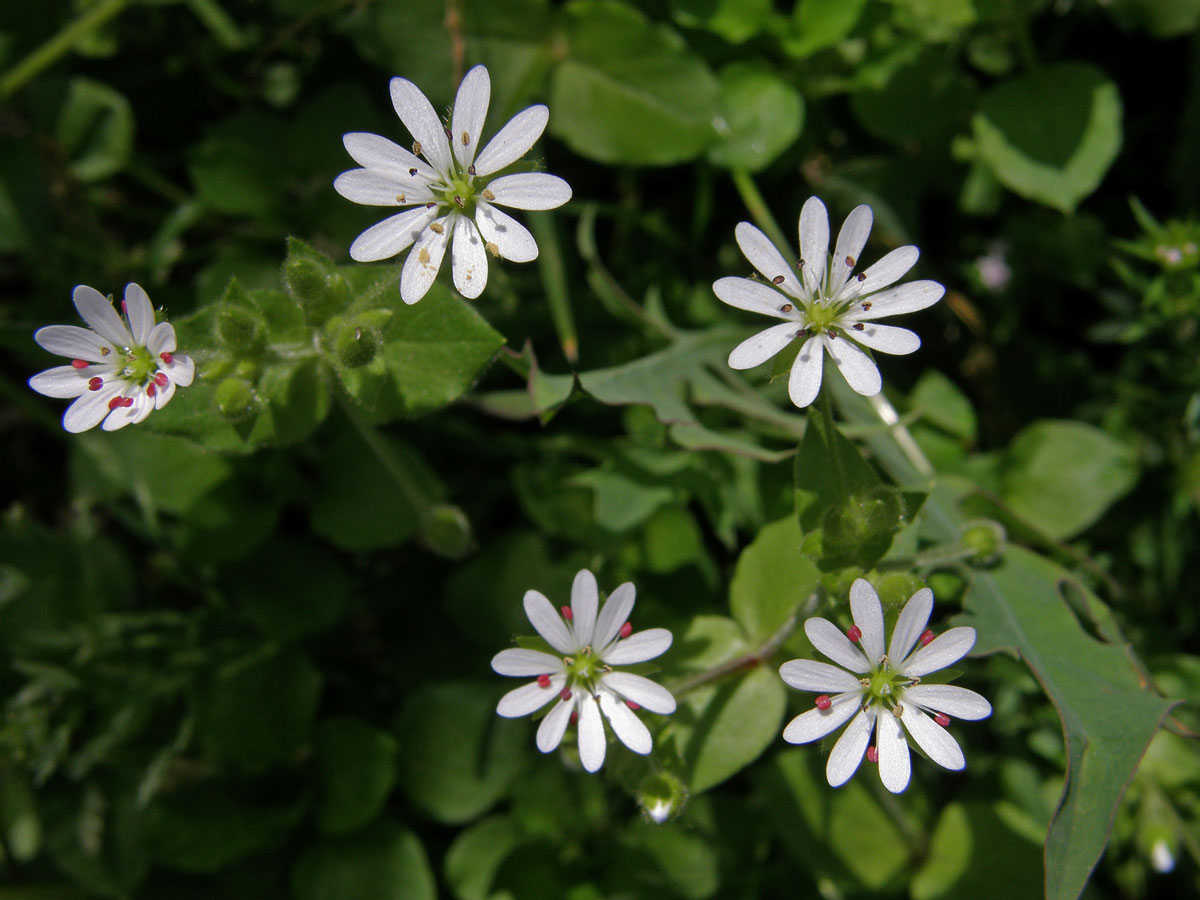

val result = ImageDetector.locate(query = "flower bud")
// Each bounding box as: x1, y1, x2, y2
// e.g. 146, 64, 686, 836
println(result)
213, 377, 259, 421
282, 258, 348, 326
215, 303, 266, 355
421, 504, 473, 560
638, 772, 686, 824
821, 486, 903, 566
962, 519, 1006, 566
333, 320, 379, 368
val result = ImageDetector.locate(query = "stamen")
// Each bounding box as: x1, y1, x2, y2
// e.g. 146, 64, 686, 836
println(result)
935, 712, 950, 727
159, 352, 173, 364
426, 201, 437, 209
797, 258, 805, 269
100, 346, 111, 356
443, 125, 453, 140
395, 193, 406, 203
108, 396, 125, 410
853, 323, 865, 331
453, 195, 465, 208
412, 141, 422, 157
560, 605, 573, 621
826, 329, 837, 339
461, 131, 469, 146
815, 694, 832, 711
482, 189, 495, 201
154, 372, 169, 387
626, 700, 640, 710
121, 299, 127, 313
147, 383, 156, 397
468, 164, 476, 176
892, 704, 904, 718
485, 242, 499, 257
856, 272, 867, 282
430, 222, 445, 234
88, 377, 103, 391
409, 167, 418, 177
866, 746, 879, 763
846, 625, 862, 643
919, 629, 935, 646
537, 674, 551, 688
780, 303, 793, 313
619, 622, 633, 638
71, 359, 89, 369
772, 275, 785, 285
559, 687, 572, 701
845, 255, 856, 267
861, 301, 872, 312
570, 710, 578, 725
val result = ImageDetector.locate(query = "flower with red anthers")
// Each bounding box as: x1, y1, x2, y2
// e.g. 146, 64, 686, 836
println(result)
779, 578, 990, 794
28, 283, 195, 432
491, 569, 676, 773
712, 196, 944, 408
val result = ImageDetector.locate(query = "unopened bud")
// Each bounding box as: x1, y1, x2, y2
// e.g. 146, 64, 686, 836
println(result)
282, 257, 348, 326
638, 772, 687, 824
213, 377, 259, 421
215, 303, 266, 354
333, 321, 378, 368
962, 519, 1006, 566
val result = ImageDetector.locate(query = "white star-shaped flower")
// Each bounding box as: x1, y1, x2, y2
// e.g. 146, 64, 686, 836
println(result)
334, 64, 572, 305
492, 569, 676, 773
29, 283, 195, 433
713, 196, 945, 407
779, 578, 991, 794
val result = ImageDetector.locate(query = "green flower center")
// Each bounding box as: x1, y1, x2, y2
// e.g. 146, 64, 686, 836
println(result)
120, 345, 157, 385
564, 647, 607, 694
864, 657, 916, 707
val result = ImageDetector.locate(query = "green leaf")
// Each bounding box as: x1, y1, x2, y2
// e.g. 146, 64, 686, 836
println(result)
198, 649, 323, 772
395, 681, 527, 824
230, 539, 350, 642
729, 516, 819, 643
910, 802, 1043, 900
959, 547, 1176, 900
550, 0, 720, 165
999, 419, 1139, 539
668, 0, 773, 44
572, 468, 676, 532
188, 112, 286, 217
314, 718, 398, 835
972, 63, 1123, 212
909, 369, 978, 442
444, 815, 525, 900
623, 822, 720, 899
784, 0, 869, 58
56, 77, 134, 182
291, 820, 435, 900
707, 63, 804, 173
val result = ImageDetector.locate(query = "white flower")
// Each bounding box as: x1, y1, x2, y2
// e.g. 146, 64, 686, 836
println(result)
779, 578, 991, 794
334, 64, 572, 305
492, 569, 676, 773
29, 284, 195, 433
713, 196, 945, 408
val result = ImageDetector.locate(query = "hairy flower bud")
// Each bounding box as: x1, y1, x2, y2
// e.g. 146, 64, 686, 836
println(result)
213, 377, 259, 421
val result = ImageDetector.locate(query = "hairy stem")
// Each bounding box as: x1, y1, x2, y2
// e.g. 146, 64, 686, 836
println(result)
0, 0, 128, 100
669, 609, 800, 698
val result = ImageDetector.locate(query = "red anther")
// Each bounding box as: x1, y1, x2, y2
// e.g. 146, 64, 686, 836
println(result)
147, 383, 156, 397
570, 711, 578, 725
560, 605, 573, 622
537, 674, 551, 688
934, 712, 950, 728
123, 397, 135, 407
108, 396, 125, 410
88, 377, 103, 391
626, 700, 640, 711
847, 624, 862, 643
919, 629, 935, 646
71, 358, 89, 369
159, 352, 174, 364
559, 687, 572, 701
815, 694, 832, 711
154, 371, 169, 387
120, 300, 127, 313
866, 746, 879, 763
619, 621, 633, 638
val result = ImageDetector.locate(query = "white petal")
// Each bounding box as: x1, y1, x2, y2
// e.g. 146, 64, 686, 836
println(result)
734, 222, 804, 298
888, 589, 933, 662
825, 334, 881, 397
146, 322, 177, 357
841, 246, 919, 299
475, 202, 538, 262
62, 384, 120, 432
846, 323, 920, 356
73, 285, 132, 347
342, 132, 438, 180
828, 206, 873, 296
713, 276, 799, 319
496, 676, 563, 717
798, 197, 829, 296
162, 354, 194, 388
782, 691, 859, 744
29, 366, 92, 398
898, 705, 965, 771
728, 321, 801, 370
123, 284, 156, 346
903, 684, 992, 721
854, 279, 945, 318
334, 169, 435, 206
577, 693, 606, 772
600, 671, 676, 714
399, 214, 452, 304
601, 628, 672, 666
570, 569, 599, 647
599, 690, 652, 755
876, 708, 911, 793
900, 627, 976, 678
849, 578, 886, 666
594, 582, 635, 651
523, 589, 575, 654
389, 76, 453, 176
101, 390, 153, 431
536, 697, 573, 752
788, 335, 824, 408
826, 707, 875, 787
804, 617, 870, 673
153, 377, 177, 410
486, 173, 572, 211
33, 324, 116, 361
451, 215, 488, 299
473, 105, 549, 177
779, 659, 863, 693
491, 648, 563, 676
451, 64, 491, 170
349, 206, 439, 262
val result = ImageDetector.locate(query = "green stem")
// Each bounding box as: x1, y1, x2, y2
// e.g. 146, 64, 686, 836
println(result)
817, 374, 849, 497
528, 211, 578, 364
0, 0, 128, 100
730, 169, 791, 259
865, 392, 934, 478
338, 395, 436, 529
669, 608, 800, 699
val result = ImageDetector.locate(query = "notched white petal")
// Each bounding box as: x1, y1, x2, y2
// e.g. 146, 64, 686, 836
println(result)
782, 692, 858, 744
825, 334, 881, 397
536, 698, 573, 752
342, 132, 437, 179
599, 691, 652, 755
600, 671, 676, 714
473, 105, 549, 177
594, 582, 636, 651
399, 215, 452, 304
779, 659, 863, 693
475, 202, 538, 262
497, 678, 562, 718
577, 693, 607, 772
826, 708, 874, 787
888, 589, 934, 662
713, 276, 799, 319
788, 336, 824, 408
899, 706, 966, 771
389, 76, 452, 176
523, 589, 575, 654
124, 283, 156, 346
451, 217, 489, 299
900, 626, 976, 677
728, 321, 801, 371
847, 322, 921, 356
33, 324, 114, 361
903, 684, 992, 721
451, 64, 491, 170
349, 206, 439, 262
876, 706, 911, 794
570, 569, 599, 648
734, 222, 804, 298
601, 628, 672, 666
491, 647, 562, 676
29, 366, 91, 399
849, 578, 886, 665
804, 617, 870, 673
485, 173, 572, 211
334, 169, 434, 206
73, 285, 132, 347
798, 196, 830, 295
